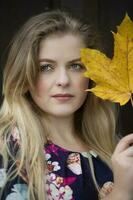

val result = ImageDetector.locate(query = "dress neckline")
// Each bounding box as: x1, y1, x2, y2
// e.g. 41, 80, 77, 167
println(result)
46, 138, 98, 158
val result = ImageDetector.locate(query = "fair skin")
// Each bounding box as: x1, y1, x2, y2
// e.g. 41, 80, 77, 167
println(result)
30, 33, 89, 152
30, 33, 133, 199
104, 134, 133, 200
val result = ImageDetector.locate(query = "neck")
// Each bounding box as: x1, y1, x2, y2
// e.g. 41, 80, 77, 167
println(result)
41, 114, 89, 153
44, 115, 76, 142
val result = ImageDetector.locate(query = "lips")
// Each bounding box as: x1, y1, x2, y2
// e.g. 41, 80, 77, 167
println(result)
51, 93, 74, 101
52, 93, 74, 97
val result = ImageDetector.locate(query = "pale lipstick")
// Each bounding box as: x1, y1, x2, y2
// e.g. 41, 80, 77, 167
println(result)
51, 93, 74, 101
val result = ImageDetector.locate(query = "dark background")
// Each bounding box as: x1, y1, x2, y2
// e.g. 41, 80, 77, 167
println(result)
0, 0, 133, 136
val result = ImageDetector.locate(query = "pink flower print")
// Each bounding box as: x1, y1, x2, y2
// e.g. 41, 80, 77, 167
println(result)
47, 183, 74, 200
55, 177, 64, 186
46, 173, 56, 184
45, 144, 59, 156
54, 176, 76, 188
47, 161, 61, 172
45, 140, 68, 156
63, 177, 77, 186
47, 163, 54, 172
51, 161, 61, 171
99, 181, 114, 199
46, 173, 76, 189
67, 153, 82, 175
45, 153, 51, 161
46, 173, 62, 188
46, 174, 76, 200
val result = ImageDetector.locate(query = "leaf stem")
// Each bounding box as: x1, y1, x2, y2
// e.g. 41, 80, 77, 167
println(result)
131, 94, 133, 107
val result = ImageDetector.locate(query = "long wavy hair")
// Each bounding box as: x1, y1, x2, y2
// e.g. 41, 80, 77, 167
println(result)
0, 10, 117, 199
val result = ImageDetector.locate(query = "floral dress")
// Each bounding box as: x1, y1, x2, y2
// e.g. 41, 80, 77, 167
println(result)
0, 127, 114, 200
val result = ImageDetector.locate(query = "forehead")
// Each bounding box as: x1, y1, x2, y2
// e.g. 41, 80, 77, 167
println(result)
39, 34, 86, 60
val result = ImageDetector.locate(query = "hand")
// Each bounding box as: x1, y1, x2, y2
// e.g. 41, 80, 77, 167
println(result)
111, 133, 133, 198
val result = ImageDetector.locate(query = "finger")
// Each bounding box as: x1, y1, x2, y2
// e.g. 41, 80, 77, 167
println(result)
114, 133, 133, 154
123, 145, 133, 157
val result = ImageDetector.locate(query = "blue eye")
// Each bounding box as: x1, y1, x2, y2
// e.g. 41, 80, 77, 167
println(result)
70, 63, 85, 71
40, 64, 53, 72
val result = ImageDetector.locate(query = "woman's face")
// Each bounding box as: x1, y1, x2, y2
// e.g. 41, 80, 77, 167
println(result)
30, 34, 89, 117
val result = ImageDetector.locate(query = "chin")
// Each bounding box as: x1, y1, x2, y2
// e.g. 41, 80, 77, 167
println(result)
49, 109, 76, 117
44, 104, 83, 117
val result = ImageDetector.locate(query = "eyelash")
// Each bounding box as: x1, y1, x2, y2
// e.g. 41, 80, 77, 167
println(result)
40, 63, 85, 72
69, 63, 85, 71
40, 64, 53, 72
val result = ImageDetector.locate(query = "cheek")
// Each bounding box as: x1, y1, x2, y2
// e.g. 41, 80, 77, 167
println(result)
34, 78, 47, 96
74, 77, 89, 90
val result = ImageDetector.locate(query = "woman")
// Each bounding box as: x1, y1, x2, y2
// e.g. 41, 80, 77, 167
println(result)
0, 10, 133, 200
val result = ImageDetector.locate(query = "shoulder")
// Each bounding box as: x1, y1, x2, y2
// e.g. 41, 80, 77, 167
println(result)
83, 151, 113, 188
91, 155, 114, 199
93, 156, 113, 182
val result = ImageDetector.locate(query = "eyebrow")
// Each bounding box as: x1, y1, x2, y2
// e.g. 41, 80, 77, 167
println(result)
39, 58, 81, 63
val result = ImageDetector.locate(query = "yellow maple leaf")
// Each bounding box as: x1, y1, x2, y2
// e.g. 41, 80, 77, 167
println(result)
81, 14, 133, 106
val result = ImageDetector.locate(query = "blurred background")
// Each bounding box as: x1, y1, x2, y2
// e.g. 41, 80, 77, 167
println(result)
0, 0, 133, 136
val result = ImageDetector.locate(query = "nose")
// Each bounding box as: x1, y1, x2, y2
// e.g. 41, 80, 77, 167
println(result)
56, 68, 70, 87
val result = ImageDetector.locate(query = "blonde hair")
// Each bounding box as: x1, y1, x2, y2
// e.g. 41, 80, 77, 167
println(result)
0, 10, 117, 199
